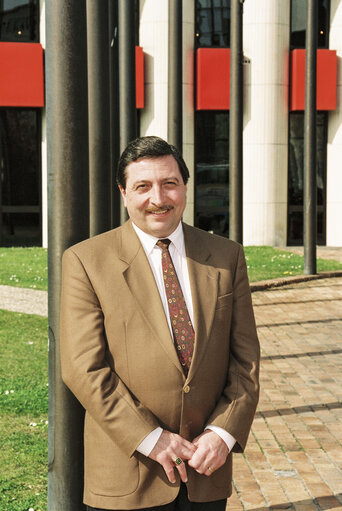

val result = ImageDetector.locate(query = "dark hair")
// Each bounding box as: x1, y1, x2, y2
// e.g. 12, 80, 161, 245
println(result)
116, 136, 190, 189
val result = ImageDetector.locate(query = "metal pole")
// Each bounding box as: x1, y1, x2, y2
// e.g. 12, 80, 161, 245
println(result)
109, 0, 121, 228
45, 1, 89, 509
118, 0, 137, 224
87, 0, 112, 237
168, 0, 183, 152
304, 0, 317, 275
229, 0, 244, 243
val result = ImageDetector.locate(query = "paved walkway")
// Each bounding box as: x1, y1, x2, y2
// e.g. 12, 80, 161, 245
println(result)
0, 284, 47, 316
281, 247, 342, 264
229, 276, 342, 511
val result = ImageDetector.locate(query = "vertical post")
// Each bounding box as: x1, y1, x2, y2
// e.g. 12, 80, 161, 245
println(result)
87, 0, 112, 237
304, 0, 317, 274
45, 1, 89, 509
229, 0, 244, 244
118, 0, 137, 223
168, 0, 183, 152
109, 0, 121, 228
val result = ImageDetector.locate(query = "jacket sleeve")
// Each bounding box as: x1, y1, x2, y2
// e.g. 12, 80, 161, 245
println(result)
207, 245, 260, 452
60, 247, 161, 457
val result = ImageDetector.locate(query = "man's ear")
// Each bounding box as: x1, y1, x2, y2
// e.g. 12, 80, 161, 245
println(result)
118, 185, 127, 207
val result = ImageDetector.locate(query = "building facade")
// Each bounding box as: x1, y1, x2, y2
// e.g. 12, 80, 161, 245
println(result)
0, 0, 341, 247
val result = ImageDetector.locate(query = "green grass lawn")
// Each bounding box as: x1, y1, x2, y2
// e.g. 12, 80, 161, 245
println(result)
0, 246, 341, 291
244, 246, 342, 282
0, 248, 47, 291
0, 310, 48, 511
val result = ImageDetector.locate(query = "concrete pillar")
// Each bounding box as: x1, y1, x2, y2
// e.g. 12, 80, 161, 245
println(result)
182, 0, 195, 225
139, 0, 169, 139
243, 0, 290, 246
327, 0, 342, 246
139, 0, 195, 225
40, 0, 48, 248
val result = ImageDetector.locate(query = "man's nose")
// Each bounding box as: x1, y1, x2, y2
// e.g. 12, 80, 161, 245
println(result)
150, 185, 164, 205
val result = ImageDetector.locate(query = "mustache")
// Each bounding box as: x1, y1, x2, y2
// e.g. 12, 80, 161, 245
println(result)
146, 206, 173, 213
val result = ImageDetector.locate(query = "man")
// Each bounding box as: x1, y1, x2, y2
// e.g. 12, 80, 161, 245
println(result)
60, 136, 260, 511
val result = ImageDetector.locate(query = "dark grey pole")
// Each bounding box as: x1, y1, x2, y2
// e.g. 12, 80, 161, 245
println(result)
304, 0, 317, 274
168, 0, 183, 151
46, 1, 89, 509
109, 0, 121, 228
87, 0, 112, 237
229, 0, 244, 244
118, 0, 137, 223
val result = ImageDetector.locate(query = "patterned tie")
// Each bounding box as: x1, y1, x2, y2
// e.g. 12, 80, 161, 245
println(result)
156, 239, 194, 375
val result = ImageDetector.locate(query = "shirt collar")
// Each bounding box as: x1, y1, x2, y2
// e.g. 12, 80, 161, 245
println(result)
132, 221, 185, 257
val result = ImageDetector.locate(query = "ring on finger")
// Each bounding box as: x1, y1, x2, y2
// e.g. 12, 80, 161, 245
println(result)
175, 457, 183, 466
208, 466, 213, 473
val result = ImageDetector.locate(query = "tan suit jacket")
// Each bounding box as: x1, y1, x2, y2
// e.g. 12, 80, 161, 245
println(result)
60, 221, 260, 510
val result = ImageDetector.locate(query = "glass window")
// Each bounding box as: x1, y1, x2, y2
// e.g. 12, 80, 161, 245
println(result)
195, 2, 231, 236
195, 0, 231, 48
287, 112, 327, 245
195, 111, 229, 237
290, 0, 330, 48
0, 108, 41, 246
0, 0, 39, 42
288, 0, 330, 246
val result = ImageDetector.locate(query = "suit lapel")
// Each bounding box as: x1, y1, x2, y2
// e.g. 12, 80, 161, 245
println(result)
183, 224, 219, 382
119, 221, 183, 374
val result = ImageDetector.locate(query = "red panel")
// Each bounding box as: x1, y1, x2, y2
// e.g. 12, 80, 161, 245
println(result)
291, 49, 337, 111
136, 46, 144, 109
196, 48, 230, 110
0, 42, 44, 107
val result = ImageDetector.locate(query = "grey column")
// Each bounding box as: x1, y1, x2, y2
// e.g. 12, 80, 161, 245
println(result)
168, 0, 183, 151
87, 0, 112, 237
46, 1, 89, 509
229, 0, 244, 244
118, 0, 137, 223
109, 0, 121, 228
304, 0, 317, 274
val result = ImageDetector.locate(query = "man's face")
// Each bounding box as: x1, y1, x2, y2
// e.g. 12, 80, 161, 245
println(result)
119, 155, 187, 238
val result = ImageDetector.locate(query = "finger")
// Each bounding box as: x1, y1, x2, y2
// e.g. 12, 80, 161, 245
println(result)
163, 459, 177, 484
179, 445, 196, 460
188, 449, 206, 471
205, 465, 215, 477
174, 458, 188, 483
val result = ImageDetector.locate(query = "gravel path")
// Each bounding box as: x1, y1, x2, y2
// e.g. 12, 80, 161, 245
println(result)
0, 284, 47, 317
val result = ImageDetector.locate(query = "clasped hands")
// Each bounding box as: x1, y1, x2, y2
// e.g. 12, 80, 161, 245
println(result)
149, 429, 229, 484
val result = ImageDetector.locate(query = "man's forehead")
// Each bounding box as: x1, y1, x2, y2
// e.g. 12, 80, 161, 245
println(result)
125, 155, 181, 179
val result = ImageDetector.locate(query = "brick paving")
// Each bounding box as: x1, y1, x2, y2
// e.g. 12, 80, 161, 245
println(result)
229, 277, 342, 511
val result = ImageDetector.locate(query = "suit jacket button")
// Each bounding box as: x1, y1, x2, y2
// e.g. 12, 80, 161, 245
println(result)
183, 385, 190, 394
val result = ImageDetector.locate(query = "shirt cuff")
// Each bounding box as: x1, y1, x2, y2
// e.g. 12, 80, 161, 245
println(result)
136, 427, 163, 457
205, 425, 236, 452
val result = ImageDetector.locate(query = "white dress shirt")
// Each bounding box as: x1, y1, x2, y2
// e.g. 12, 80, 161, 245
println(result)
132, 222, 236, 456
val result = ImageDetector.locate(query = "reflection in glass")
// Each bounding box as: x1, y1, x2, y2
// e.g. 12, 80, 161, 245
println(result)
0, 109, 41, 246
195, 112, 229, 237
290, 0, 330, 49
0, 0, 39, 42
287, 113, 327, 245
195, 0, 231, 48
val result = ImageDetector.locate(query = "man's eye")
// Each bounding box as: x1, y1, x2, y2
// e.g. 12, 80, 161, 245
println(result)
136, 184, 148, 190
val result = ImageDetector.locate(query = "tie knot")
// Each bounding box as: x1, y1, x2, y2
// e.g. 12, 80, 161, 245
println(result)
157, 239, 171, 251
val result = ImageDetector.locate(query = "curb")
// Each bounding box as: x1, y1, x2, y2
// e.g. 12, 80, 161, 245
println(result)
250, 269, 342, 292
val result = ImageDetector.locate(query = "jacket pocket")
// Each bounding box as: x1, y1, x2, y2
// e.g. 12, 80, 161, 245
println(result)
84, 414, 139, 497
216, 292, 233, 310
